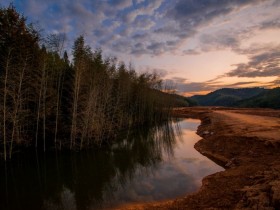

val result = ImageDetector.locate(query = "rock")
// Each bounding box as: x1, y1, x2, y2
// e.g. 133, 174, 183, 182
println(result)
225, 158, 238, 167
238, 185, 274, 210
225, 160, 233, 167
248, 150, 258, 157
271, 181, 280, 207
203, 131, 209, 135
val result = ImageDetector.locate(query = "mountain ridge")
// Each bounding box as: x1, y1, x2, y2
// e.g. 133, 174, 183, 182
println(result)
189, 87, 279, 108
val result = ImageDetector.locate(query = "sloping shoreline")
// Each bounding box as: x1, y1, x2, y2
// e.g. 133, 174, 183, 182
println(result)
115, 107, 280, 210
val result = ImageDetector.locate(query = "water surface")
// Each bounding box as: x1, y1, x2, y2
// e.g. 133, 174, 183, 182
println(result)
0, 119, 223, 210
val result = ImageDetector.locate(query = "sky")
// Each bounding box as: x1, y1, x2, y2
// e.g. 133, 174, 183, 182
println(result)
1, 0, 280, 96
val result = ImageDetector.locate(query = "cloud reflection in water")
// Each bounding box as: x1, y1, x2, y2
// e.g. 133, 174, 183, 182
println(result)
0, 119, 223, 210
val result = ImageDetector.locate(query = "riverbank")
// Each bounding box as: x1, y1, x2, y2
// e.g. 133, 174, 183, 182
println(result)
114, 107, 280, 210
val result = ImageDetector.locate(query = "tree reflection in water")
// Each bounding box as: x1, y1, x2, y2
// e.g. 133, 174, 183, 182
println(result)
0, 120, 181, 210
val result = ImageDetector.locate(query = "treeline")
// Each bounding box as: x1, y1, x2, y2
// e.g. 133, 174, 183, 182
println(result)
190, 88, 265, 106
236, 87, 280, 109
0, 6, 175, 160
190, 87, 280, 108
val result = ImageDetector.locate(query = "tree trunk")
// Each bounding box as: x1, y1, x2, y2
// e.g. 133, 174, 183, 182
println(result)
35, 62, 46, 148
3, 49, 12, 161
9, 57, 28, 158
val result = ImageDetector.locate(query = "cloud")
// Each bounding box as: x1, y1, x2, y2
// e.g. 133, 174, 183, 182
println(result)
111, 38, 132, 53
1, 0, 278, 61
235, 43, 279, 55
260, 19, 280, 29
20, 0, 270, 58
163, 79, 214, 94
132, 33, 149, 41
180, 1, 280, 55
121, 0, 162, 24
224, 81, 259, 86
163, 76, 278, 96
133, 16, 155, 30
150, 0, 275, 58
135, 0, 145, 5
171, 77, 188, 83
165, 0, 266, 30
199, 30, 241, 51
178, 82, 211, 93
196, 16, 280, 54
182, 49, 200, 55
227, 49, 280, 78
110, 0, 132, 10
274, 78, 280, 84
130, 43, 147, 55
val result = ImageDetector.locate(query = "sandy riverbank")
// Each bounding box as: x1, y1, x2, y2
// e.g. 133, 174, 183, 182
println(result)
114, 107, 280, 210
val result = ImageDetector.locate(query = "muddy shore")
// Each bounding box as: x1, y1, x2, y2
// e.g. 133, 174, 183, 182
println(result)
114, 107, 280, 210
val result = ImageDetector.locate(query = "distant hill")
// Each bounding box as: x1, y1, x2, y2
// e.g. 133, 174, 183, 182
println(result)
169, 93, 198, 107
236, 87, 280, 109
190, 88, 266, 106
155, 90, 197, 107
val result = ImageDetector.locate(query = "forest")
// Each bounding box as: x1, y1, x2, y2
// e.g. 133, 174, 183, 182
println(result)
190, 87, 280, 108
0, 5, 180, 160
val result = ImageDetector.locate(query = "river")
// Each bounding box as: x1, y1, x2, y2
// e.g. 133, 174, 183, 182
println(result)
0, 119, 223, 210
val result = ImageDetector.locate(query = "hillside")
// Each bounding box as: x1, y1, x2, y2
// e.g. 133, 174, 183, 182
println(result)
236, 87, 280, 109
169, 93, 198, 107
157, 91, 197, 107
190, 88, 265, 106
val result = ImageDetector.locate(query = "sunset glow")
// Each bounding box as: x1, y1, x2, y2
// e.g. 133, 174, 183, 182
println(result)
2, 0, 279, 96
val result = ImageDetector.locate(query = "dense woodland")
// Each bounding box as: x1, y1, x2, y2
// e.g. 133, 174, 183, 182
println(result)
0, 6, 181, 160
190, 88, 266, 106
236, 87, 280, 109
190, 87, 280, 108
